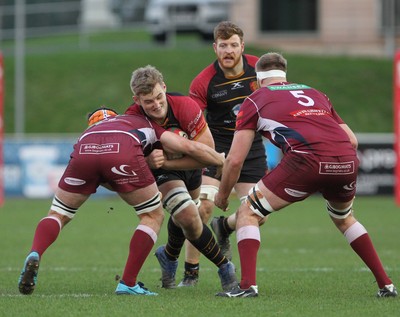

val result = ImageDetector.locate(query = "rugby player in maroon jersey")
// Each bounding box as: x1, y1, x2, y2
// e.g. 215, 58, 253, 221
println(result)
214, 52, 397, 298
18, 108, 224, 296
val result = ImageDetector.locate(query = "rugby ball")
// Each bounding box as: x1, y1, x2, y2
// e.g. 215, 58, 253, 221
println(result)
165, 127, 188, 159
168, 127, 188, 139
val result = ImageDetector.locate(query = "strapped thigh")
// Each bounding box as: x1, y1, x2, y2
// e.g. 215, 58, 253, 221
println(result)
51, 195, 78, 219
326, 200, 353, 219
199, 185, 219, 202
163, 187, 195, 215
245, 184, 274, 218
133, 191, 162, 215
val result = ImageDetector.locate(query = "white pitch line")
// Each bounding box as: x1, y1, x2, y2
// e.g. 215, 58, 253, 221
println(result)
2, 266, 398, 273
0, 293, 103, 298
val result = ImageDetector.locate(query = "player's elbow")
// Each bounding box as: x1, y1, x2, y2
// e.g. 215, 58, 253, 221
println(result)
346, 131, 358, 149
350, 137, 358, 150
225, 155, 244, 171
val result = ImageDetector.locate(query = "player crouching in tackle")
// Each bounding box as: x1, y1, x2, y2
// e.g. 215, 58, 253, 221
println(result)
18, 107, 225, 296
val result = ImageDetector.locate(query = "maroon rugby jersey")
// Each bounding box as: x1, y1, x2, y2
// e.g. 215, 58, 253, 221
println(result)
82, 114, 164, 156
236, 82, 356, 156
125, 93, 207, 140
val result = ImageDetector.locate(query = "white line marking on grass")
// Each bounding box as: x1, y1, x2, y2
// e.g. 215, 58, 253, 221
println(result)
3, 266, 398, 274
260, 267, 399, 272
1, 267, 122, 273
1, 293, 103, 298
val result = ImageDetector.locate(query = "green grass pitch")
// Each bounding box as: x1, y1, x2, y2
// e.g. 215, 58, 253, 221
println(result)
0, 195, 398, 316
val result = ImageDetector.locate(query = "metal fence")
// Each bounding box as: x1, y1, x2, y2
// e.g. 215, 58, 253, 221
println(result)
0, 0, 147, 44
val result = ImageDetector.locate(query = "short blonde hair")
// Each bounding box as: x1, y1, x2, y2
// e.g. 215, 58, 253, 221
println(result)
130, 65, 164, 96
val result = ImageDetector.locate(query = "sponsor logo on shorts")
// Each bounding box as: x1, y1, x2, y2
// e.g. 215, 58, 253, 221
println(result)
156, 174, 168, 182
284, 188, 308, 198
111, 165, 137, 176
114, 178, 139, 185
64, 177, 86, 186
319, 161, 355, 175
79, 143, 119, 154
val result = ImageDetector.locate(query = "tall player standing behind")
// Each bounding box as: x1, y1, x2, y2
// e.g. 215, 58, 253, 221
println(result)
180, 21, 267, 287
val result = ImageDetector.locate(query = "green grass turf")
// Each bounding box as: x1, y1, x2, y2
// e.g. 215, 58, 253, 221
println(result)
0, 195, 398, 316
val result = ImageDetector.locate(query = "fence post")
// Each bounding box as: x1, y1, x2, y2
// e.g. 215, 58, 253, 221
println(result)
0, 51, 4, 206
394, 50, 400, 205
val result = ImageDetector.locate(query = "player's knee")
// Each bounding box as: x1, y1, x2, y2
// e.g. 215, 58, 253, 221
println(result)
163, 187, 195, 215
245, 184, 274, 218
139, 207, 164, 229
326, 201, 353, 219
196, 200, 213, 224
133, 191, 162, 215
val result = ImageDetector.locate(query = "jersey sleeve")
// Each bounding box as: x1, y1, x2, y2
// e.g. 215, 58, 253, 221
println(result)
188, 109, 207, 140
189, 64, 215, 111
151, 121, 167, 138
125, 103, 142, 115
244, 54, 259, 67
330, 104, 345, 124
235, 98, 259, 131
172, 95, 207, 140
189, 79, 207, 111
320, 92, 345, 124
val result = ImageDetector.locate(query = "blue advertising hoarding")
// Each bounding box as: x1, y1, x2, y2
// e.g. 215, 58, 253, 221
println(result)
1, 134, 394, 199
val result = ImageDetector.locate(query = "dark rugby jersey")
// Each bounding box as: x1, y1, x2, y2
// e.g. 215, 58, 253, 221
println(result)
189, 54, 264, 151
190, 54, 268, 178
125, 93, 207, 140
125, 93, 207, 182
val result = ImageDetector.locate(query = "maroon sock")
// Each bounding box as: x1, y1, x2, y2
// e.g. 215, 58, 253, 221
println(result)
121, 226, 155, 286
30, 217, 61, 256
350, 234, 392, 288
238, 239, 260, 289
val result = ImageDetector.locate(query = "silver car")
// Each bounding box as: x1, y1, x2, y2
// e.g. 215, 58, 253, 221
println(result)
145, 0, 231, 42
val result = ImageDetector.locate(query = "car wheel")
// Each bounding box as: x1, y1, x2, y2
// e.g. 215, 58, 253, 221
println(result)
153, 33, 167, 43
200, 32, 214, 42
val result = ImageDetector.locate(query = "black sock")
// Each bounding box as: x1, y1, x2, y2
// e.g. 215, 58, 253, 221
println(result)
184, 262, 200, 276
165, 217, 185, 261
188, 224, 228, 267
222, 217, 234, 235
